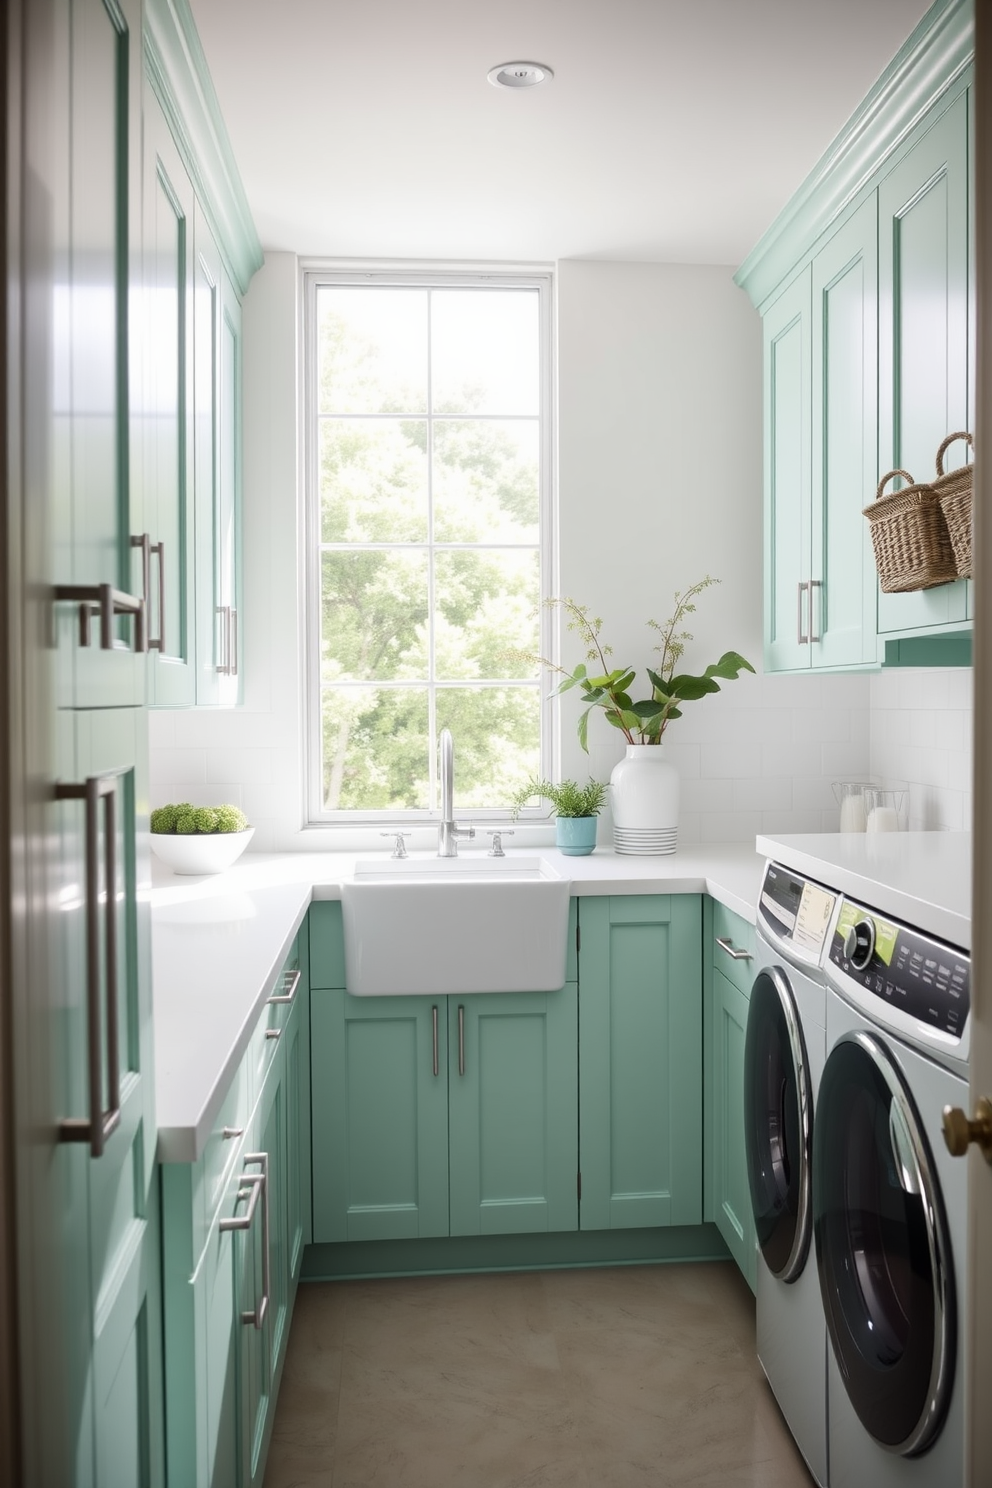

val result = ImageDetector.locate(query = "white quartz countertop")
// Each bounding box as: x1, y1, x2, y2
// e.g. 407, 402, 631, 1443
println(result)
756, 831, 972, 951
151, 843, 765, 1163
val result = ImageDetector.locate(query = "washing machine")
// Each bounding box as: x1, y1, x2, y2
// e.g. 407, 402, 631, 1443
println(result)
816, 893, 970, 1488
744, 860, 838, 1488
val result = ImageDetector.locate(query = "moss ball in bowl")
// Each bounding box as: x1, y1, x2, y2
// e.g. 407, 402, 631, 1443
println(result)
150, 802, 254, 875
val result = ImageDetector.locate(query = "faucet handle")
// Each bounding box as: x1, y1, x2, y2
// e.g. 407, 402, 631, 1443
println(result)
486, 829, 514, 857
380, 831, 411, 859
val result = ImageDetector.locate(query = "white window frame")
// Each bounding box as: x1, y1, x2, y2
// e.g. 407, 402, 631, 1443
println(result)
301, 262, 557, 828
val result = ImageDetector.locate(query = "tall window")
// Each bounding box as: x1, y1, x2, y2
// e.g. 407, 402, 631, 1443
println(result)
305, 271, 553, 822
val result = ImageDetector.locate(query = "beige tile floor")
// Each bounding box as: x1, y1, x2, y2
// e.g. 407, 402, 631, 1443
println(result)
263, 1260, 815, 1488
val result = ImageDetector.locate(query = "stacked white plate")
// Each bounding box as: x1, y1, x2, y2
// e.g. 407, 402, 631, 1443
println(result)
613, 827, 678, 855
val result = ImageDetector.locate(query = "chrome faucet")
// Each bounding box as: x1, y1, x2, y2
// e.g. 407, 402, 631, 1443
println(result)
437, 728, 475, 857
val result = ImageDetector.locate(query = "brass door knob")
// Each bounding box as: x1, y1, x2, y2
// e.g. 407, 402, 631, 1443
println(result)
942, 1097, 992, 1162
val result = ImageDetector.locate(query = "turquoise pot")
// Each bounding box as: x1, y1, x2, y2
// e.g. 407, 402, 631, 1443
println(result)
556, 816, 598, 856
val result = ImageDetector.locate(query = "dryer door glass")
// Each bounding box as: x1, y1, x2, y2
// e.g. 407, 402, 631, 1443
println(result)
814, 1030, 954, 1456
744, 968, 813, 1281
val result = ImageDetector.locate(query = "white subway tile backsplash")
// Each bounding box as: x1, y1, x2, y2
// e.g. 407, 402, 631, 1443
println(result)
205, 748, 274, 785
869, 666, 972, 834
149, 749, 206, 787
699, 742, 763, 779
681, 777, 734, 814
733, 776, 793, 812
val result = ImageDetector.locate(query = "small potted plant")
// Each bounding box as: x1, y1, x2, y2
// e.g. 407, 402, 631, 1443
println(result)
150, 802, 254, 875
511, 776, 607, 856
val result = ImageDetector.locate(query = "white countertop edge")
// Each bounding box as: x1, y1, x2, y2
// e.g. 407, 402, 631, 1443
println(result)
756, 831, 972, 951
154, 883, 312, 1163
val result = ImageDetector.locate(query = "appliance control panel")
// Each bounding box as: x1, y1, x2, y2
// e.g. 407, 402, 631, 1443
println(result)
758, 862, 837, 963
828, 898, 970, 1043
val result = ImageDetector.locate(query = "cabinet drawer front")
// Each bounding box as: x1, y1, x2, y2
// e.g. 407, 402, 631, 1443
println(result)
246, 943, 303, 1103
195, 1051, 253, 1249
711, 901, 756, 998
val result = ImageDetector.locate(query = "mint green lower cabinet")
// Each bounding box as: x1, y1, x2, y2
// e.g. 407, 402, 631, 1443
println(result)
162, 955, 307, 1488
579, 896, 703, 1231
707, 965, 757, 1293
311, 990, 450, 1243
448, 987, 578, 1236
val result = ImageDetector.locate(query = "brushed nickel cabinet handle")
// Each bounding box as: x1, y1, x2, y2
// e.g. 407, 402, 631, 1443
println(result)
264, 1028, 281, 1041
458, 1004, 465, 1077
267, 968, 301, 1005
230, 607, 238, 677
219, 1152, 271, 1331
130, 534, 165, 651
222, 1126, 244, 1140
797, 582, 809, 645
56, 582, 146, 653
432, 1004, 439, 1077
55, 772, 123, 1157
151, 540, 166, 652
716, 935, 753, 962
217, 604, 232, 674
809, 579, 821, 644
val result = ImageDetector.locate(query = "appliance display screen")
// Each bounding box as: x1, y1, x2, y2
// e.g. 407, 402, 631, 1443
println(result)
759, 864, 836, 957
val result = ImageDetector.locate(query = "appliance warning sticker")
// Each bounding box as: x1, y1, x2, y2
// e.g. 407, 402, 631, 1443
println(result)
794, 882, 836, 955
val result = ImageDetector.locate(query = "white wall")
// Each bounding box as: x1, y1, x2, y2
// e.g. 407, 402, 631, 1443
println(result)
869, 667, 973, 830
150, 254, 880, 849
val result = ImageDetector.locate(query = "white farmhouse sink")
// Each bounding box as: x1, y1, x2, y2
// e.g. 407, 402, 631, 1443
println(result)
341, 854, 571, 995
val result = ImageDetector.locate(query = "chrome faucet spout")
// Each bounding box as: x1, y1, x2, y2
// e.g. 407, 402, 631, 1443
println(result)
437, 727, 474, 857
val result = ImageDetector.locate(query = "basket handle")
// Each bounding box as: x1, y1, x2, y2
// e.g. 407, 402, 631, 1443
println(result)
876, 469, 915, 502
936, 431, 973, 475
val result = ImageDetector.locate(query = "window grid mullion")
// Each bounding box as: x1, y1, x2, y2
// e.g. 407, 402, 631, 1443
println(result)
426, 286, 437, 811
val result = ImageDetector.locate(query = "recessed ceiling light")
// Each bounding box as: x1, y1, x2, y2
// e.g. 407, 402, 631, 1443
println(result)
487, 61, 554, 90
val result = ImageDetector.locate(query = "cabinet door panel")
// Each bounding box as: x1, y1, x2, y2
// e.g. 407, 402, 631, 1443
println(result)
448, 987, 578, 1237
579, 897, 703, 1231
763, 269, 812, 671
878, 91, 970, 635
708, 966, 756, 1293
142, 96, 196, 704
811, 199, 878, 668
311, 991, 449, 1242
193, 205, 242, 705
55, 0, 144, 709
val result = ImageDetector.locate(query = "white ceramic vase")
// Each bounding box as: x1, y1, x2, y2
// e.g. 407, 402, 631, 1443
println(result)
610, 743, 679, 855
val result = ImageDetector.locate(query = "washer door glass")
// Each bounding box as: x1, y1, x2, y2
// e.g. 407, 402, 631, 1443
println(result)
744, 968, 812, 1281
814, 1031, 954, 1456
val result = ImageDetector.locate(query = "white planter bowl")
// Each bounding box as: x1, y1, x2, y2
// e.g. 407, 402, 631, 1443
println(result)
150, 827, 254, 876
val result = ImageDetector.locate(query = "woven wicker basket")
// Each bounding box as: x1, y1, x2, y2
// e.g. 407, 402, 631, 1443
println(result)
932, 431, 973, 579
863, 468, 957, 593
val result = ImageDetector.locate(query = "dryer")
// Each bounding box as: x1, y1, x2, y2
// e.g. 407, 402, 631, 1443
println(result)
744, 860, 838, 1488
816, 894, 970, 1488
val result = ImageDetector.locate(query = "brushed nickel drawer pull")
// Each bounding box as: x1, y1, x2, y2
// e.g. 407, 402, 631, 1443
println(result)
432, 1004, 439, 1077
716, 935, 752, 962
267, 968, 301, 1005
458, 1004, 465, 1077
57, 582, 146, 653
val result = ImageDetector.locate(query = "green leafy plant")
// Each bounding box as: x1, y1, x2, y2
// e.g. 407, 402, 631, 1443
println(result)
542, 577, 754, 751
151, 802, 249, 835
511, 776, 608, 820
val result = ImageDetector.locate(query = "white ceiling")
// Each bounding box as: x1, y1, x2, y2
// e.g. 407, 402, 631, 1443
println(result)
188, 0, 933, 267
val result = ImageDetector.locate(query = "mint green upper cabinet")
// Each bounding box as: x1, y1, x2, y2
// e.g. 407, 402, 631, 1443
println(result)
579, 896, 703, 1231
763, 270, 812, 672
763, 197, 878, 674
448, 988, 578, 1236
54, 0, 145, 711
877, 89, 971, 638
193, 204, 243, 705
140, 92, 197, 706
311, 990, 451, 1243
811, 199, 879, 668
